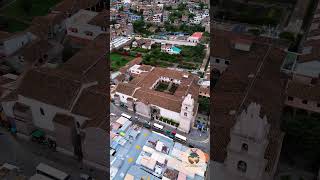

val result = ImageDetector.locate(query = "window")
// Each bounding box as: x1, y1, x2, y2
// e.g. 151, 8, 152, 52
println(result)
317, 103, 320, 107
184, 112, 187, 117
76, 122, 80, 128
311, 78, 318, 85
69, 28, 78, 33
215, 59, 220, 63
302, 100, 308, 104
225, 60, 230, 65
40, 108, 45, 116
241, 143, 248, 152
288, 96, 293, 101
85, 31, 93, 36
237, 161, 247, 173
185, 107, 188, 110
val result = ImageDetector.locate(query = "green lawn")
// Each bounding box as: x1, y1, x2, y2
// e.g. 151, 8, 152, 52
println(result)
1, 0, 62, 21
142, 46, 203, 70
110, 52, 134, 71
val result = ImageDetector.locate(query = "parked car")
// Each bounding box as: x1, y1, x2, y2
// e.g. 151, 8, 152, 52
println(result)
143, 121, 151, 129
165, 130, 175, 139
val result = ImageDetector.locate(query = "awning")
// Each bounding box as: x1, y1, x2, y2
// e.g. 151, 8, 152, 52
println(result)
31, 129, 45, 138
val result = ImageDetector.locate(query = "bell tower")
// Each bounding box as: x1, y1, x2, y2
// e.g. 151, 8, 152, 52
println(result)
224, 102, 270, 180
178, 94, 194, 133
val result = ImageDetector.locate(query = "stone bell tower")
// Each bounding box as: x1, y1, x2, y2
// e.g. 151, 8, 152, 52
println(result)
178, 94, 194, 133
224, 102, 270, 180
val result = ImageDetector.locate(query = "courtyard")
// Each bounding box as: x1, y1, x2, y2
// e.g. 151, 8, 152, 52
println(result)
154, 82, 178, 95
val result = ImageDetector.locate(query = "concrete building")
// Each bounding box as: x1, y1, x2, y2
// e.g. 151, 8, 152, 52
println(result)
187, 32, 203, 43
153, 13, 163, 23
65, 9, 107, 41
129, 64, 154, 75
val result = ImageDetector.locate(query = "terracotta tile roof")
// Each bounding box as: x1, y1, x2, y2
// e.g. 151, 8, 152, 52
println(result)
115, 83, 138, 96
133, 88, 182, 112
116, 67, 200, 113
88, 10, 108, 27
0, 31, 12, 41
27, 17, 51, 39
212, 35, 231, 59
17, 69, 82, 109
211, 30, 287, 173
50, 34, 107, 83
53, 0, 100, 14
13, 39, 53, 64
286, 80, 320, 102
115, 74, 126, 82
71, 85, 108, 119
53, 113, 75, 127
64, 35, 92, 47
45, 13, 66, 25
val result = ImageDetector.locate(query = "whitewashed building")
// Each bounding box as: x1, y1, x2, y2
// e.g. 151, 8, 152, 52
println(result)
114, 67, 200, 133
65, 9, 107, 41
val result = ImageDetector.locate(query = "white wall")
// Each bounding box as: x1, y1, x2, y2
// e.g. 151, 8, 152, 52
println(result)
135, 101, 150, 118
285, 97, 320, 113
212, 57, 229, 73
66, 23, 104, 40
2, 33, 31, 56
1, 101, 16, 118
157, 106, 180, 122
19, 96, 88, 131
115, 92, 133, 104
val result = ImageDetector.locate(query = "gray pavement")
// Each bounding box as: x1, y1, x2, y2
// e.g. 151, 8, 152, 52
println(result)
114, 128, 151, 180
0, 128, 106, 179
